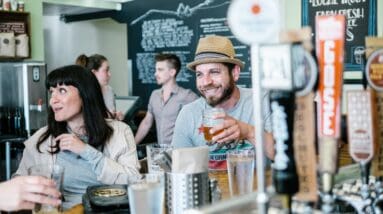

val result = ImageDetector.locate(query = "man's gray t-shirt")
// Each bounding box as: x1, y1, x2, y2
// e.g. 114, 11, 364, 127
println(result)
171, 87, 271, 170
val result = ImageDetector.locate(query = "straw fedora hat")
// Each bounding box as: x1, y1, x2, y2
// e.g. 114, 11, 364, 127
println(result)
187, 35, 244, 71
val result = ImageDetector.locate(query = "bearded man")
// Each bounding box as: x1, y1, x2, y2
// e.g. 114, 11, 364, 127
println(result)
171, 35, 274, 170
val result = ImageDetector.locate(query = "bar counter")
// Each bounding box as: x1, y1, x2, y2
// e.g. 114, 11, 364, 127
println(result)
63, 143, 352, 213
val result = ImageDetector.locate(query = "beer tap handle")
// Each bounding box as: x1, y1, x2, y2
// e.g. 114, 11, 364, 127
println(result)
269, 91, 298, 213
259, 43, 300, 212
315, 15, 346, 213
269, 91, 298, 195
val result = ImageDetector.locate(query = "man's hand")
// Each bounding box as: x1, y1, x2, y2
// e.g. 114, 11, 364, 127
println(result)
210, 112, 275, 159
210, 112, 252, 143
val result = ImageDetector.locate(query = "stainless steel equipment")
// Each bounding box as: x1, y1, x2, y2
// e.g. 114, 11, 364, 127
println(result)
165, 172, 210, 214
0, 62, 47, 180
0, 62, 47, 136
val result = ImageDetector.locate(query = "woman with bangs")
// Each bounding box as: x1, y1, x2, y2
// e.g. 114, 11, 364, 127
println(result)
14, 65, 140, 210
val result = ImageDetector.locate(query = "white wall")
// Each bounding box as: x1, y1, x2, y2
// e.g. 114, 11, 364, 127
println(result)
43, 16, 129, 96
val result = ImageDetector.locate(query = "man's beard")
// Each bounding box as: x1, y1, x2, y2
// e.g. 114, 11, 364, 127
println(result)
202, 78, 235, 107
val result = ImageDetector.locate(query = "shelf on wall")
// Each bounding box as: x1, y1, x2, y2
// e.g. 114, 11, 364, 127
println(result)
0, 11, 30, 60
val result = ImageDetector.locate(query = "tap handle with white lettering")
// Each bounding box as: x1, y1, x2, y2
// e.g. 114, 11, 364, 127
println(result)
315, 15, 345, 196
270, 91, 299, 195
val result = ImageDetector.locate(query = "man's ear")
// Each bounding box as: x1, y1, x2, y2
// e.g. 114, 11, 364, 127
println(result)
170, 68, 177, 77
232, 65, 241, 81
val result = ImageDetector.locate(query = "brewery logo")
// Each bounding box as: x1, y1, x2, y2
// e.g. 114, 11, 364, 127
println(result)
365, 49, 383, 92
227, 0, 280, 44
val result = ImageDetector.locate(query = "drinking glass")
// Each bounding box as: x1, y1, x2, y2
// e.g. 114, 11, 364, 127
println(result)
202, 108, 225, 143
226, 149, 255, 196
28, 164, 64, 214
128, 173, 164, 214
146, 144, 172, 174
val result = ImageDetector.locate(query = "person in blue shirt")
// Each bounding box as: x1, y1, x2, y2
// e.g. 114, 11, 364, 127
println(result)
171, 35, 274, 170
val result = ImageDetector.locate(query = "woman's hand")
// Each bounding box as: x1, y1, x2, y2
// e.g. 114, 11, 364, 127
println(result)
56, 133, 86, 154
0, 176, 61, 211
114, 111, 124, 121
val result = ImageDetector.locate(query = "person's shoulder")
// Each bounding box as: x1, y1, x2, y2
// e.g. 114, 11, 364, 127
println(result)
105, 85, 114, 92
177, 86, 198, 97
24, 126, 48, 147
28, 126, 48, 139
106, 119, 135, 139
180, 97, 204, 111
239, 87, 253, 95
148, 89, 161, 105
237, 87, 251, 99
105, 119, 134, 149
178, 86, 194, 93
106, 119, 129, 129
152, 88, 162, 93
34, 126, 49, 134
150, 88, 162, 98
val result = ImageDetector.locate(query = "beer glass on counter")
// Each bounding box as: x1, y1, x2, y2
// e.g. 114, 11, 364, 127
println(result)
146, 144, 172, 174
28, 164, 64, 214
202, 108, 225, 143
226, 148, 255, 197
128, 173, 165, 214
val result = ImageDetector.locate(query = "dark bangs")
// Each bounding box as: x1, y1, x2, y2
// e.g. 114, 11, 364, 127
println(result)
46, 65, 86, 89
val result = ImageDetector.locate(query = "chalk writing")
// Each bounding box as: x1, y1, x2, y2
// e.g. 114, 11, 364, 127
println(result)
130, 0, 230, 25
141, 18, 193, 51
136, 51, 193, 84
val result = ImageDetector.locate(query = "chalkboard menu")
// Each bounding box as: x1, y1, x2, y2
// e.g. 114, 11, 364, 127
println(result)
118, 0, 251, 109
302, 0, 377, 71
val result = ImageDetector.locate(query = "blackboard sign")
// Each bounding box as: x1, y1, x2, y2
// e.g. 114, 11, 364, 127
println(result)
118, 0, 252, 109
302, 0, 377, 71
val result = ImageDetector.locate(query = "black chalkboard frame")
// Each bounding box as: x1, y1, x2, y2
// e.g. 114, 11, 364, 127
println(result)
301, 0, 377, 72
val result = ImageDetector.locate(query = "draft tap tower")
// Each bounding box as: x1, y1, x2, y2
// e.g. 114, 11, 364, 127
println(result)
315, 15, 345, 213
228, 0, 281, 212
259, 43, 301, 213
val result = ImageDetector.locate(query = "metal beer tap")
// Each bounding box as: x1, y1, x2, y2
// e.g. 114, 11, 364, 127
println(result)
259, 43, 316, 213
314, 15, 346, 213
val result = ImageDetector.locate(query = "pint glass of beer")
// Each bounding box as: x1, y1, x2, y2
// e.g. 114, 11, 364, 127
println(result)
202, 108, 225, 143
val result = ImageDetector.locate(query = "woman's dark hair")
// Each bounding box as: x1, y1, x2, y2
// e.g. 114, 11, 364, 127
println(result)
75, 54, 88, 67
86, 54, 108, 71
75, 54, 108, 72
37, 65, 113, 153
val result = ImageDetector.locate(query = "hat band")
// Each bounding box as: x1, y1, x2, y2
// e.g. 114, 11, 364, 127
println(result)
194, 52, 231, 61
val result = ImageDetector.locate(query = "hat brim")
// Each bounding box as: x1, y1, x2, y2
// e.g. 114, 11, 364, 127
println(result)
187, 57, 244, 71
